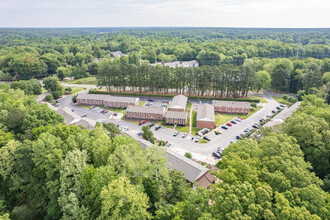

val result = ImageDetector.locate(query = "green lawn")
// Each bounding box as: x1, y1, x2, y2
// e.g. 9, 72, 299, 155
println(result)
69, 87, 85, 95
247, 95, 268, 103
66, 77, 97, 85
217, 113, 236, 125
103, 107, 126, 114
41, 89, 47, 94
139, 101, 146, 106
241, 107, 262, 119
175, 126, 190, 133
272, 96, 292, 106
191, 127, 202, 135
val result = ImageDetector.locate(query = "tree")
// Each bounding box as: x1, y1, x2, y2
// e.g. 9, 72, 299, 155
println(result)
142, 125, 153, 141
271, 59, 293, 92
99, 176, 151, 220
45, 94, 53, 102
103, 123, 121, 140
58, 149, 89, 219
255, 70, 270, 92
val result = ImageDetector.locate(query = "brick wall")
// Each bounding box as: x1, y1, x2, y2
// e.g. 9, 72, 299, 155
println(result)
196, 120, 215, 129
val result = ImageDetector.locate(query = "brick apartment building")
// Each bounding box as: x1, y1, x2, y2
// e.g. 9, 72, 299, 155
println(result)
169, 94, 188, 111
76, 94, 107, 106
103, 96, 139, 108
76, 94, 139, 108
196, 104, 215, 129
126, 106, 165, 120
165, 111, 188, 126
212, 100, 250, 115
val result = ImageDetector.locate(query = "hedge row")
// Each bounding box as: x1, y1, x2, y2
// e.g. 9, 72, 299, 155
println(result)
89, 89, 260, 103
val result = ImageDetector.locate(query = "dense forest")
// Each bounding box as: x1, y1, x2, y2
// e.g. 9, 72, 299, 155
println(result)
0, 28, 329, 219
0, 83, 329, 219
0, 28, 329, 100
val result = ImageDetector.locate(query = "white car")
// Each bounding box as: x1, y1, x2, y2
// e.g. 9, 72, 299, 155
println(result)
195, 137, 200, 143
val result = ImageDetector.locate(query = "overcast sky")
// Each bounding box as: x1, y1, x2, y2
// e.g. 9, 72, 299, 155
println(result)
0, 0, 329, 28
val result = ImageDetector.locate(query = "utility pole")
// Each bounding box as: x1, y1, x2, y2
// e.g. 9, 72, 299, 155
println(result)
139, 50, 142, 66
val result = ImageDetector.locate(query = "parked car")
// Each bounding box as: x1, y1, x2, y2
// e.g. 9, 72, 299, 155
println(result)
221, 125, 228, 130
89, 105, 95, 109
237, 117, 243, 120
137, 131, 142, 136
139, 120, 147, 125
280, 104, 286, 108
215, 129, 222, 135
252, 124, 259, 129
226, 122, 232, 126
100, 109, 105, 113
276, 106, 281, 109
230, 120, 237, 124
166, 143, 172, 147
266, 114, 271, 118
230, 140, 237, 143
182, 133, 187, 138
173, 131, 180, 136
103, 110, 108, 114
244, 128, 250, 133
81, 113, 87, 117
148, 123, 155, 127
195, 137, 200, 142
148, 99, 154, 102
203, 136, 211, 141
97, 119, 106, 123
259, 118, 265, 122
236, 135, 241, 140
217, 147, 223, 154
272, 110, 277, 113
155, 125, 161, 130
235, 118, 242, 122
212, 152, 221, 159
54, 104, 59, 107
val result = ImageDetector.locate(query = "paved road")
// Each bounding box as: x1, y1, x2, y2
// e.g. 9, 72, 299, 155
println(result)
52, 88, 283, 164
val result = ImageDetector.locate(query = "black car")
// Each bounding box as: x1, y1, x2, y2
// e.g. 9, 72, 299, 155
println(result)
149, 123, 155, 127
280, 104, 286, 108
203, 136, 211, 141
148, 99, 154, 102
276, 106, 281, 109
155, 125, 161, 130
230, 120, 237, 124
252, 124, 259, 129
272, 110, 276, 113
100, 109, 105, 113
212, 152, 221, 159
236, 135, 241, 140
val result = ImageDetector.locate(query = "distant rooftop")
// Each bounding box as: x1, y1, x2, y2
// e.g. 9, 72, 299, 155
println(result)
212, 100, 250, 108
165, 111, 187, 119
126, 105, 165, 114
169, 94, 188, 110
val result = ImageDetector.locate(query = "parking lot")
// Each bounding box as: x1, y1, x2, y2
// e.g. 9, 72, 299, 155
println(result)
56, 90, 291, 164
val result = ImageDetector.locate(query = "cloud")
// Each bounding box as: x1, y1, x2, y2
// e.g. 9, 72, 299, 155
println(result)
0, 0, 329, 27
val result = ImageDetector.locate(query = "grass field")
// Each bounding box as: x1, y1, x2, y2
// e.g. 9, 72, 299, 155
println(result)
272, 96, 292, 106
247, 95, 268, 103
66, 77, 97, 85
103, 107, 126, 114
69, 87, 85, 95
139, 101, 146, 106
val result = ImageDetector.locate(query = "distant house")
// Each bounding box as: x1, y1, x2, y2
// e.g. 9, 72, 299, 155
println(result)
126, 106, 165, 120
165, 111, 187, 126
150, 60, 199, 68
213, 100, 250, 115
169, 94, 188, 112
111, 51, 128, 58
56, 107, 79, 124
76, 94, 139, 108
166, 149, 216, 189
196, 104, 215, 129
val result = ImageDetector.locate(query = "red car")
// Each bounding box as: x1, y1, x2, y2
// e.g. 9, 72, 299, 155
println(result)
237, 117, 243, 120
226, 122, 232, 126
139, 120, 147, 125
103, 110, 108, 114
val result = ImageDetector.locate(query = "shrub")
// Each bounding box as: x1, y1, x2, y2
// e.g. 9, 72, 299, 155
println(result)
184, 152, 192, 159
250, 102, 257, 108
45, 94, 53, 102
199, 139, 208, 144
52, 90, 63, 99
282, 95, 288, 100
297, 90, 306, 101
72, 95, 77, 103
